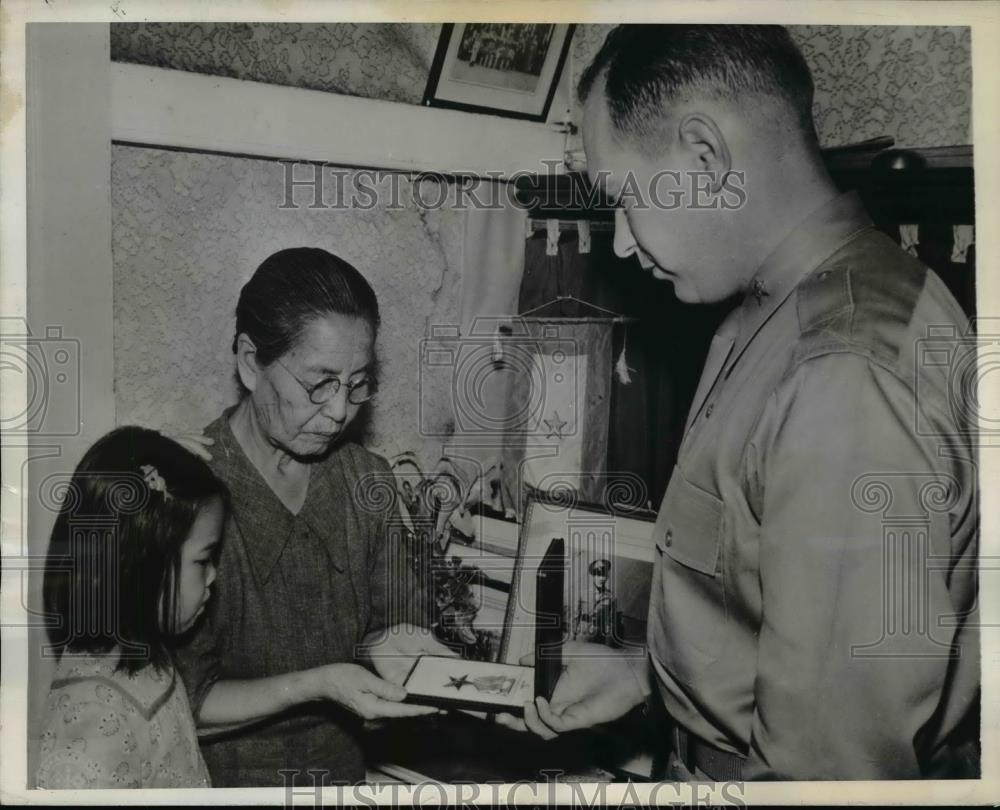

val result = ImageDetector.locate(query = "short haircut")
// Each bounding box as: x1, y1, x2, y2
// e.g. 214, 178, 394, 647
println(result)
44, 427, 228, 673
234, 247, 381, 366
578, 25, 818, 154
589, 558, 611, 577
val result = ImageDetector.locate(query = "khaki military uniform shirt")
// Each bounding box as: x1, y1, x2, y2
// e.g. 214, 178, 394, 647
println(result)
647, 192, 979, 779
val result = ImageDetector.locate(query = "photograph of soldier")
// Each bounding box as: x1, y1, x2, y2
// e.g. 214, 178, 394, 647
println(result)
573, 558, 625, 647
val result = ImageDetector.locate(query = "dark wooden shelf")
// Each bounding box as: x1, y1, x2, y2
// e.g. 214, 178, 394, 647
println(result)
514, 144, 975, 227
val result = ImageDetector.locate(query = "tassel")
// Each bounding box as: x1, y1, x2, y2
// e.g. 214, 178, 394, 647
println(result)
492, 328, 503, 364
577, 220, 591, 254
546, 218, 559, 256
951, 224, 974, 264
899, 223, 920, 257
615, 331, 633, 384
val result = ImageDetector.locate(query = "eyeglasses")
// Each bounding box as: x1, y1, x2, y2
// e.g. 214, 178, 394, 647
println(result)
273, 357, 377, 405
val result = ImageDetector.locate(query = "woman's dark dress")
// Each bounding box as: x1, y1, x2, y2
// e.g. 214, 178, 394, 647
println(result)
174, 410, 411, 787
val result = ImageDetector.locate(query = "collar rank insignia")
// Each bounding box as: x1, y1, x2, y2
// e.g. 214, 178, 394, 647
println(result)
750, 277, 770, 305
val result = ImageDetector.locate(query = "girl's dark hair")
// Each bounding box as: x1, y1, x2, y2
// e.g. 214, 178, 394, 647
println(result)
43, 427, 228, 674
233, 247, 381, 366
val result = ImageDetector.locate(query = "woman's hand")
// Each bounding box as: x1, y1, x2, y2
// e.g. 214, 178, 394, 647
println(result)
163, 430, 215, 462
309, 663, 439, 720
360, 624, 459, 686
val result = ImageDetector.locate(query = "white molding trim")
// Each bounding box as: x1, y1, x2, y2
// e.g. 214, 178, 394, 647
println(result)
111, 63, 566, 177
24, 23, 116, 785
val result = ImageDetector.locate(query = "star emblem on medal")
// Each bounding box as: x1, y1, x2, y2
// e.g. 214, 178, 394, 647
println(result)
445, 675, 471, 691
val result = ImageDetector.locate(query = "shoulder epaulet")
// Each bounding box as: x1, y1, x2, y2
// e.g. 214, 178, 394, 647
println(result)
796, 262, 853, 335
795, 231, 928, 366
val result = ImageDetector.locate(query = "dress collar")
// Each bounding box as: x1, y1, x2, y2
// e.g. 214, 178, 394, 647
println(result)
205, 410, 296, 584
205, 408, 354, 584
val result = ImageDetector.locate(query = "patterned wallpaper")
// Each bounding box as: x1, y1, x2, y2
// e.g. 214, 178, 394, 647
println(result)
110, 23, 441, 105
112, 22, 971, 148
795, 26, 971, 148
572, 24, 972, 148
111, 145, 465, 465
110, 23, 972, 461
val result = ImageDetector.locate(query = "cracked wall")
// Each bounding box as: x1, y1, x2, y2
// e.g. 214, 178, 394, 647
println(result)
112, 144, 466, 467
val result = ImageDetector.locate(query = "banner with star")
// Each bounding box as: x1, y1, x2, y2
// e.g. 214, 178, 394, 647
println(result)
499, 318, 613, 510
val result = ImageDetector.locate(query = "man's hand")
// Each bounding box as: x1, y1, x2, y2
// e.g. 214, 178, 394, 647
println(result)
360, 623, 458, 687
496, 642, 649, 739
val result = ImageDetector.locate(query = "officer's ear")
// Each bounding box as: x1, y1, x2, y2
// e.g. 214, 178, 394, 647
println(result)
677, 113, 731, 194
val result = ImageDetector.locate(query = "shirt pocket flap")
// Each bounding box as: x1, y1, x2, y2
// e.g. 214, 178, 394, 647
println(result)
657, 474, 723, 576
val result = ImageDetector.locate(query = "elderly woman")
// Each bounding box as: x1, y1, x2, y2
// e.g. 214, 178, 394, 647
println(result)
174, 248, 450, 787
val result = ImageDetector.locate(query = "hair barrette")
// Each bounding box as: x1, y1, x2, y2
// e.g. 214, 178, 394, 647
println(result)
140, 464, 171, 499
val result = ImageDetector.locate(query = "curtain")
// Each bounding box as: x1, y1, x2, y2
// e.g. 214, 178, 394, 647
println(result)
433, 195, 529, 514
519, 226, 728, 510
460, 198, 527, 332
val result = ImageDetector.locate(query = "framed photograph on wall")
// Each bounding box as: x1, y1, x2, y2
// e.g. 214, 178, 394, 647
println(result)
423, 23, 576, 121
499, 489, 657, 667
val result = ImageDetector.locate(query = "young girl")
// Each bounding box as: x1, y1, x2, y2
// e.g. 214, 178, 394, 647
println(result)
36, 427, 227, 789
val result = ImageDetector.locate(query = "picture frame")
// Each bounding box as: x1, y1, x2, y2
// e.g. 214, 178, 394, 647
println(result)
402, 539, 560, 715
435, 514, 520, 663
499, 489, 657, 668
423, 23, 576, 122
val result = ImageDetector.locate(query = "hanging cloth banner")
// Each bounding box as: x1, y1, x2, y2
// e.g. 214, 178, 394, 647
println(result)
498, 317, 614, 513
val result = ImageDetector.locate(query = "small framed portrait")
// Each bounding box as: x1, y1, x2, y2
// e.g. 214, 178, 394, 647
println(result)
390, 452, 428, 529
423, 23, 576, 121
434, 515, 519, 663
500, 489, 657, 668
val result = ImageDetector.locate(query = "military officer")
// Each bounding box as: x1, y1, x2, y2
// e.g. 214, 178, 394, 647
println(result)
501, 24, 978, 780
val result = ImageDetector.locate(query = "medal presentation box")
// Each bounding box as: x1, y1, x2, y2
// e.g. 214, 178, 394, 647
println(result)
402, 656, 534, 715
404, 538, 565, 716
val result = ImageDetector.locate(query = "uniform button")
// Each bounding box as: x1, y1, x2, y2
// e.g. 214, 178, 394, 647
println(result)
664, 529, 673, 547
818, 270, 831, 280
705, 404, 714, 418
